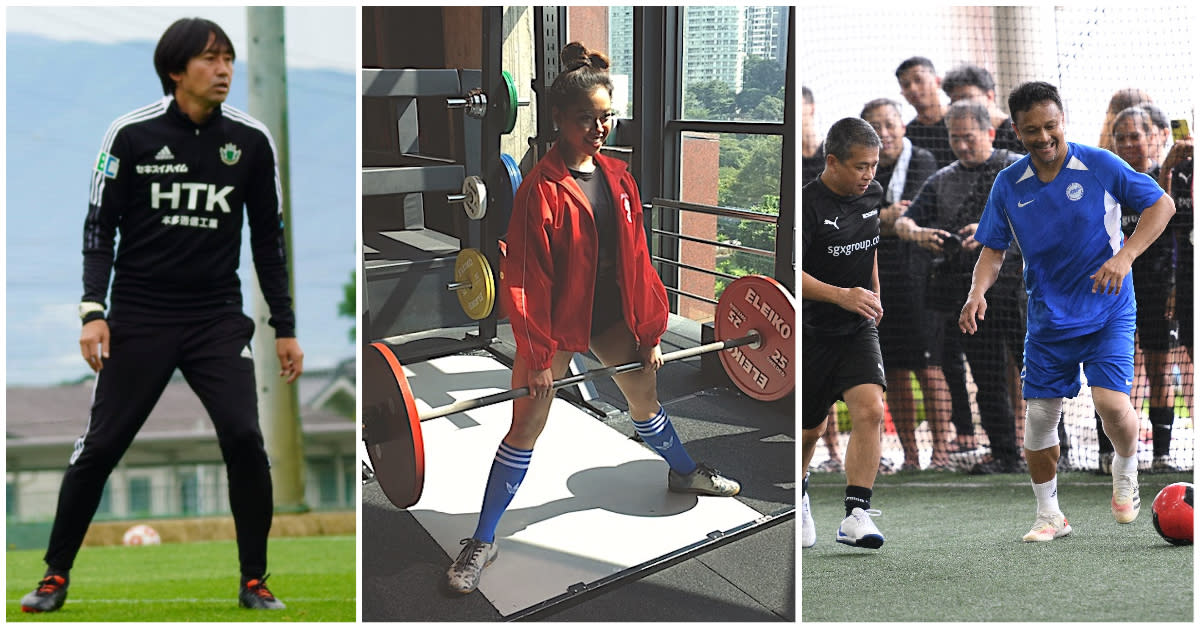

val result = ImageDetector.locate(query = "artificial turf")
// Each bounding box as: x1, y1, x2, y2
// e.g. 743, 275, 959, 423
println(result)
6, 535, 355, 622
802, 471, 1193, 622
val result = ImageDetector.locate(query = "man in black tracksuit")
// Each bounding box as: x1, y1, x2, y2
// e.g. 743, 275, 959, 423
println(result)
20, 18, 302, 613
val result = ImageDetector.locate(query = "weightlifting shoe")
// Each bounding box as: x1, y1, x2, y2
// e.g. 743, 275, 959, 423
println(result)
239, 575, 285, 609
1022, 511, 1072, 542
1111, 470, 1141, 524
20, 574, 68, 613
802, 492, 816, 548
446, 538, 499, 595
835, 507, 884, 549
668, 462, 740, 496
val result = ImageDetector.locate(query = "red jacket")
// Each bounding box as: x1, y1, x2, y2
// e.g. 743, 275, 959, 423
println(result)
502, 145, 669, 370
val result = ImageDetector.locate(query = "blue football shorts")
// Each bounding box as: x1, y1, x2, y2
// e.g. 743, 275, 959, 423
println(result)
1022, 314, 1135, 399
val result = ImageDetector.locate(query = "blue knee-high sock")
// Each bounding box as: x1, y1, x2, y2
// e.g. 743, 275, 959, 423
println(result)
632, 406, 697, 474
472, 441, 532, 543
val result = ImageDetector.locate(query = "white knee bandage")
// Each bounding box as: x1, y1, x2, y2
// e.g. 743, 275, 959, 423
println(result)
1023, 397, 1063, 451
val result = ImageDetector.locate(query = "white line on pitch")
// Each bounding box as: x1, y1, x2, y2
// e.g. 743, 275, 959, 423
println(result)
6, 597, 353, 604
808, 481, 1121, 489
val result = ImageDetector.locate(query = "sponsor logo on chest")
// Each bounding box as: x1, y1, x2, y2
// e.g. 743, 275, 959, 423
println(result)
137, 163, 190, 175
150, 182, 235, 213
827, 235, 880, 257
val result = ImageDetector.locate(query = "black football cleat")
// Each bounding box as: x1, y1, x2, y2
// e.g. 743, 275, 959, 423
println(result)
21, 574, 69, 613
239, 575, 286, 610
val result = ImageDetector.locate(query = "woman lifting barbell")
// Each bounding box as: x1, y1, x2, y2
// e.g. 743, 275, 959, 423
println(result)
446, 42, 741, 595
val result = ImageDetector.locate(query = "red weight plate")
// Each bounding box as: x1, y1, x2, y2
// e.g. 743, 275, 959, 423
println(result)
715, 275, 796, 401
363, 342, 425, 508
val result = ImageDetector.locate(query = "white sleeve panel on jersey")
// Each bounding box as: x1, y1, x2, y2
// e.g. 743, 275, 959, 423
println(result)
222, 105, 284, 221
1077, 143, 1165, 214
1103, 190, 1123, 255
88, 97, 170, 207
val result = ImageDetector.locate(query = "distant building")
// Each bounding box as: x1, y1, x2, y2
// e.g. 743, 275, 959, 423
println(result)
608, 6, 634, 117
6, 359, 356, 524
606, 6, 787, 118
744, 6, 787, 65
683, 6, 746, 93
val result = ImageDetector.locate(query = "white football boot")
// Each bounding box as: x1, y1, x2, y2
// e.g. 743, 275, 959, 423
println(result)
1111, 469, 1141, 524
1022, 511, 1072, 542
835, 507, 884, 549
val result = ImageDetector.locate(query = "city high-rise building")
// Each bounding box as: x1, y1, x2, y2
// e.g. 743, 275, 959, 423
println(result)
683, 6, 746, 93
744, 6, 787, 65
608, 6, 634, 117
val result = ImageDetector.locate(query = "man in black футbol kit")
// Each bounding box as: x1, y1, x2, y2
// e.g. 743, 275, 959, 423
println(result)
801, 117, 889, 551
20, 18, 302, 614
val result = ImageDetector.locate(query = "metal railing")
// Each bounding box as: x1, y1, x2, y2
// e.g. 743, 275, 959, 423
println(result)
648, 198, 778, 308
652, 198, 779, 224
650, 228, 775, 258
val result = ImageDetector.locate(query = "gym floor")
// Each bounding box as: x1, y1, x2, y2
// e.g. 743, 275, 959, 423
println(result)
361, 316, 795, 621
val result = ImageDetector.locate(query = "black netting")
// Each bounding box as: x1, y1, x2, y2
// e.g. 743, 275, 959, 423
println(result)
802, 6, 1194, 474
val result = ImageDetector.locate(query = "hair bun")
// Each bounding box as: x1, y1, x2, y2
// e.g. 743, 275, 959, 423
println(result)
560, 41, 610, 72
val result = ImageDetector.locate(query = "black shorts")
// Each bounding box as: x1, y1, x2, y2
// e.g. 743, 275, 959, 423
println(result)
1133, 264, 1173, 351
590, 274, 625, 338
803, 324, 887, 430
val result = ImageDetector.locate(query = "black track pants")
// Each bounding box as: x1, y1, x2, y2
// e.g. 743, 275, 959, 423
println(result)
44, 313, 273, 579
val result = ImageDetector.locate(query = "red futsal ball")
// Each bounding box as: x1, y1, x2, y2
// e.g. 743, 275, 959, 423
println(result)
1151, 482, 1193, 546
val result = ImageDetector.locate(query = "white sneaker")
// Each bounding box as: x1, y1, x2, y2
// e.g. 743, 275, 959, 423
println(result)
668, 462, 741, 496
1022, 511, 1072, 542
1111, 470, 1141, 524
446, 538, 499, 594
835, 507, 884, 549
802, 492, 816, 548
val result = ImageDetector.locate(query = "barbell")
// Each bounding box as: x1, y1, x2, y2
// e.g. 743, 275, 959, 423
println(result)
440, 154, 524, 220
445, 70, 529, 135
363, 273, 795, 508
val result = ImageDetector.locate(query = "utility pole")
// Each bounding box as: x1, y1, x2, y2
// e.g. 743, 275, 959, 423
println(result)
247, 6, 308, 512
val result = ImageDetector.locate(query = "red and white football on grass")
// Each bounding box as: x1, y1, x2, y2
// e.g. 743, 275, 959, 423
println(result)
1151, 482, 1193, 546
122, 524, 162, 546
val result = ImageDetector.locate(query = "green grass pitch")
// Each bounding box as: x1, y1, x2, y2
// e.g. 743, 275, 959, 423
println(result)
802, 472, 1194, 621
6, 535, 354, 622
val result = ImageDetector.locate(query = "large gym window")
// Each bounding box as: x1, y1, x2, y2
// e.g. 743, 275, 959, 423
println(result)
644, 6, 795, 319
681, 6, 788, 124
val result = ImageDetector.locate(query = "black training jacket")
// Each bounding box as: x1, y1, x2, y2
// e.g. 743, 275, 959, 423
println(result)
83, 97, 295, 337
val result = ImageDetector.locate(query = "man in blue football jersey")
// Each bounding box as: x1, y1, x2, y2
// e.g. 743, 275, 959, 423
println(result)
959, 82, 1175, 542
